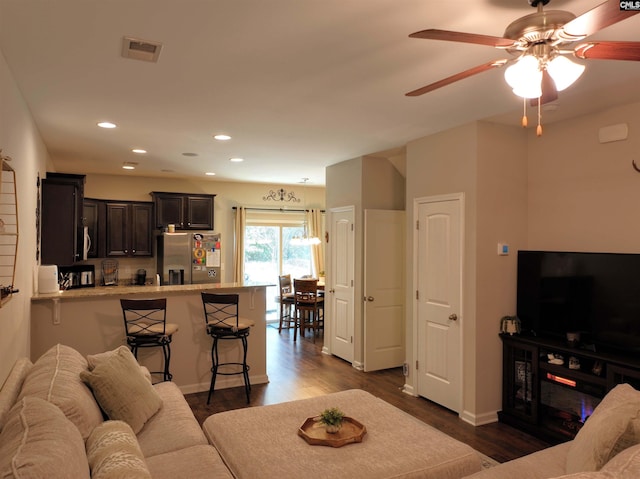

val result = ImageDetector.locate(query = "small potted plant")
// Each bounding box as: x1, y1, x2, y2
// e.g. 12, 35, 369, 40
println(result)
318, 407, 344, 434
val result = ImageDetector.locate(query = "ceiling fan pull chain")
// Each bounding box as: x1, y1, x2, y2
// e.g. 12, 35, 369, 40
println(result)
536, 99, 543, 137
521, 97, 528, 128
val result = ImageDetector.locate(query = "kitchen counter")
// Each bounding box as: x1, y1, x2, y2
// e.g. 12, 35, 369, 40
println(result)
31, 283, 269, 394
31, 282, 268, 301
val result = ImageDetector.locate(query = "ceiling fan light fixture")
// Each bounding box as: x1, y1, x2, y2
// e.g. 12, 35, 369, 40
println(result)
546, 56, 585, 91
504, 55, 543, 98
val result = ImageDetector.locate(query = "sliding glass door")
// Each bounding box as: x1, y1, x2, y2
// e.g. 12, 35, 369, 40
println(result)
244, 222, 312, 321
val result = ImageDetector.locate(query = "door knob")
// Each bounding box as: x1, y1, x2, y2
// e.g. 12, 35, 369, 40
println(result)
365, 296, 375, 302
449, 314, 458, 321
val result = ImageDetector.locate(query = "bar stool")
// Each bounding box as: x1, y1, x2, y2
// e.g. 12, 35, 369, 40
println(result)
201, 292, 255, 404
294, 278, 324, 342
120, 298, 178, 382
278, 274, 296, 334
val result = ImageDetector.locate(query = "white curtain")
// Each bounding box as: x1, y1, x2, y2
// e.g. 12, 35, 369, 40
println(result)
307, 209, 324, 276
233, 207, 246, 283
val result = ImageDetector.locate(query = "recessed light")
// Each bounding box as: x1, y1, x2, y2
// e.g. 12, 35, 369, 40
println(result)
205, 172, 216, 176
182, 152, 198, 157
122, 162, 137, 170
132, 149, 147, 154
214, 134, 231, 141
97, 121, 117, 129
229, 157, 244, 163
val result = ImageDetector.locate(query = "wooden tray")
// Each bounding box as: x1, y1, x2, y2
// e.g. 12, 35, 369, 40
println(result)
298, 416, 366, 447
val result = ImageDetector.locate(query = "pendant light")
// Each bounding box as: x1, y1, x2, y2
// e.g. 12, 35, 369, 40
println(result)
290, 178, 321, 246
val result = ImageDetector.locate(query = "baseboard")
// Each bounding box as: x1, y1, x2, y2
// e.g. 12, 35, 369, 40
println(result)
402, 383, 416, 396
459, 409, 498, 426
352, 360, 364, 371
321, 346, 331, 355
178, 374, 269, 395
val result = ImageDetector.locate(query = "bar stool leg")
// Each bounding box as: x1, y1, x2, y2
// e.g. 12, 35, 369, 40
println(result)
207, 337, 220, 405
241, 334, 251, 404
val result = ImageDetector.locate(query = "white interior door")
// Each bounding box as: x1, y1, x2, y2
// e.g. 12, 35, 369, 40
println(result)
416, 195, 463, 412
329, 207, 354, 363
364, 209, 405, 372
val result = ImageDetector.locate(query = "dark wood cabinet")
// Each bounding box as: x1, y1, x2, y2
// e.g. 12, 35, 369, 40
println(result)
151, 192, 215, 230
105, 202, 153, 257
82, 198, 105, 258
500, 334, 640, 443
41, 173, 85, 266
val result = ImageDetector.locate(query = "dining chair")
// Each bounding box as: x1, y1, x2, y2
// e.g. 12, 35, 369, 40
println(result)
278, 274, 296, 333
120, 298, 178, 382
201, 292, 255, 404
293, 278, 324, 342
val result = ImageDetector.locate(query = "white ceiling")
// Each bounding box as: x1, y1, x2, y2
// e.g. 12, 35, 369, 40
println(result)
1, 0, 639, 186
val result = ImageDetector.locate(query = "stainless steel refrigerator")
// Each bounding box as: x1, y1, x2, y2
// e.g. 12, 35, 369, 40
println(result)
156, 232, 221, 285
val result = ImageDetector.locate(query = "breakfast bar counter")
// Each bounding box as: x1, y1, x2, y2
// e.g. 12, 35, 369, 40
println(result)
31, 283, 269, 394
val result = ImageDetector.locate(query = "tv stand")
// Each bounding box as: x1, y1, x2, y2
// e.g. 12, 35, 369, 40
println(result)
499, 333, 640, 443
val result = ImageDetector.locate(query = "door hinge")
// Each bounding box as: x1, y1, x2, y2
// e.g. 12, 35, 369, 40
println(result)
415, 360, 419, 371
351, 223, 354, 231
351, 279, 353, 287
350, 336, 353, 344
416, 220, 419, 230
416, 290, 419, 300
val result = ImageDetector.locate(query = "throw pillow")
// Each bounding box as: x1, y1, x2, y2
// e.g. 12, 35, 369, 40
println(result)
86, 420, 152, 479
80, 346, 162, 434
566, 383, 640, 473
18, 343, 103, 439
0, 396, 90, 479
87, 346, 152, 383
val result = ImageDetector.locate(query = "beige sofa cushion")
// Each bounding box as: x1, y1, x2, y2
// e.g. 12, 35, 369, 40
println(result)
18, 343, 103, 440
86, 420, 151, 479
0, 357, 32, 431
137, 381, 208, 457
145, 445, 233, 479
0, 396, 90, 479
600, 443, 640, 478
81, 346, 162, 434
566, 383, 640, 473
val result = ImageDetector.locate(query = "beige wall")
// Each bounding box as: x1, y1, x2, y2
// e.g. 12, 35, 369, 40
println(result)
527, 101, 640, 253
325, 156, 405, 367
405, 122, 479, 412
0, 49, 50, 383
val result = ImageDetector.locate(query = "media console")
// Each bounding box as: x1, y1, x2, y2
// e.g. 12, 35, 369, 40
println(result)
499, 333, 640, 443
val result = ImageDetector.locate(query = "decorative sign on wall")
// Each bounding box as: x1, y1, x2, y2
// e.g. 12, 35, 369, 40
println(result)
262, 187, 300, 203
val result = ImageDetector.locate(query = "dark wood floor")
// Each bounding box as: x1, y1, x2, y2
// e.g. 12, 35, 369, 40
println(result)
185, 324, 552, 464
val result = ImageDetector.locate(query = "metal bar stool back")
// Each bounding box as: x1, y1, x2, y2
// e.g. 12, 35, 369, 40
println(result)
120, 298, 178, 382
201, 292, 255, 404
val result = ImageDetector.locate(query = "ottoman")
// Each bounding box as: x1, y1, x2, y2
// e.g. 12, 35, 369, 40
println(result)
203, 389, 481, 479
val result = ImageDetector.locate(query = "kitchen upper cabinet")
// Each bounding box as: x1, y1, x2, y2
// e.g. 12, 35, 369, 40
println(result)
83, 198, 105, 258
151, 192, 215, 230
106, 202, 153, 257
41, 173, 85, 266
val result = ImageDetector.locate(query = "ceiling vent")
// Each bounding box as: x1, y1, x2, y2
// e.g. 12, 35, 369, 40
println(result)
121, 36, 163, 62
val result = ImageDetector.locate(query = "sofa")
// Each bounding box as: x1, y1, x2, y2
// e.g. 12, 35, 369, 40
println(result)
0, 343, 232, 479
464, 383, 640, 479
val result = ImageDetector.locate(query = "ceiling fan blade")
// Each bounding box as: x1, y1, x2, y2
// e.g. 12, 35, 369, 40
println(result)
558, 0, 640, 41
409, 29, 516, 48
406, 60, 507, 97
574, 41, 640, 61
530, 70, 558, 107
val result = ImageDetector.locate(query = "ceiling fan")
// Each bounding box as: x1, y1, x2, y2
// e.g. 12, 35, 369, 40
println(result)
406, 0, 640, 133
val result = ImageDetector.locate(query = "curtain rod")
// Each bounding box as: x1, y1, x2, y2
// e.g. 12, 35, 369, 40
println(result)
232, 207, 325, 213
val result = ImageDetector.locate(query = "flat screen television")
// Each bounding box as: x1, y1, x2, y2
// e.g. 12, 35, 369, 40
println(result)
517, 250, 640, 353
